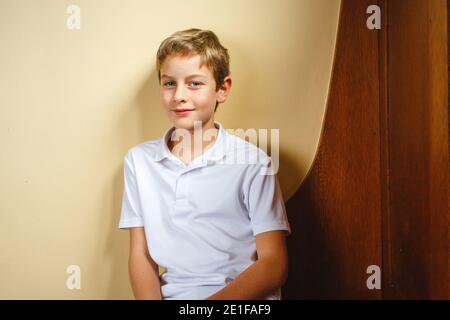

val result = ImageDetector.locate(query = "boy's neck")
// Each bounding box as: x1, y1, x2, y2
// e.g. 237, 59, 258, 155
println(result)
167, 119, 218, 165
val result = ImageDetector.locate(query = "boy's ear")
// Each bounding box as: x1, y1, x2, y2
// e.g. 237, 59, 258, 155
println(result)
216, 76, 232, 103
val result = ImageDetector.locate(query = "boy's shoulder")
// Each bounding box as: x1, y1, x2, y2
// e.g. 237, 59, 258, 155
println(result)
124, 136, 163, 162
223, 130, 271, 167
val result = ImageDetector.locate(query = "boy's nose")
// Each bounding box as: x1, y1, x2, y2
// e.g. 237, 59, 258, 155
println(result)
173, 85, 188, 102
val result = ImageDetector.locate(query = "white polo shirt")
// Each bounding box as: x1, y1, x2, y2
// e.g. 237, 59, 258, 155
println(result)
118, 122, 291, 300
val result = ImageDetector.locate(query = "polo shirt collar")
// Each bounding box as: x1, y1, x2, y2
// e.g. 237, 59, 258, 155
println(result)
153, 122, 227, 164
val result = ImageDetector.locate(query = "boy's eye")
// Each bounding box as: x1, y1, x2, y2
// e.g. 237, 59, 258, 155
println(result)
189, 81, 202, 87
163, 81, 176, 87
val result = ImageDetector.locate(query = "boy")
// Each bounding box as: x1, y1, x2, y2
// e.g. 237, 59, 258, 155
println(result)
118, 28, 291, 300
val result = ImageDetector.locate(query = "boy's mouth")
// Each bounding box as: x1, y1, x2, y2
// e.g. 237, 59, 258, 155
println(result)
172, 108, 194, 116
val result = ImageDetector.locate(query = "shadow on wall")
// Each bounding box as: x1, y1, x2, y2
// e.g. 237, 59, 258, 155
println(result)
103, 69, 163, 299
277, 148, 308, 202
222, 36, 313, 202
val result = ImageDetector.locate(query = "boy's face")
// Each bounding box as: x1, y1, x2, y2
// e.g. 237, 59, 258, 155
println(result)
159, 54, 231, 132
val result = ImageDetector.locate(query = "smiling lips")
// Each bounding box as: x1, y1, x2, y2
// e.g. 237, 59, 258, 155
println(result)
173, 108, 194, 116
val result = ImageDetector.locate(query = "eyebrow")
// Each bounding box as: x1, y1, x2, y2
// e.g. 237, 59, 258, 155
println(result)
161, 74, 208, 80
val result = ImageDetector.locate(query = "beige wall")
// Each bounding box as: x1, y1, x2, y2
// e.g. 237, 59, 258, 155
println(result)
0, 0, 340, 299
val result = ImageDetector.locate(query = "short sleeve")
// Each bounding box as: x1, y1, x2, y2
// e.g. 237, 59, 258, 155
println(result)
118, 150, 144, 229
246, 161, 291, 236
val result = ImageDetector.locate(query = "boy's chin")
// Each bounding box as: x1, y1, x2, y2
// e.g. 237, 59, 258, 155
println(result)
170, 117, 213, 131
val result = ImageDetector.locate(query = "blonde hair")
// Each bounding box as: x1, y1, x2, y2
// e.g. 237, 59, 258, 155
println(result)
156, 28, 230, 110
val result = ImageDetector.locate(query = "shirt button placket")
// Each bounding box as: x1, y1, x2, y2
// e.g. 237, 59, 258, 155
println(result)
175, 170, 189, 203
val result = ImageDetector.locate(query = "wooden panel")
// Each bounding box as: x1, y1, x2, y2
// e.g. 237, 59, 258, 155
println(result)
385, 0, 449, 299
283, 0, 382, 299
283, 0, 449, 299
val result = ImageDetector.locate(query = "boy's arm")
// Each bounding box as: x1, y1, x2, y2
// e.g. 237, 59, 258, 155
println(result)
128, 227, 163, 300
206, 230, 288, 300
